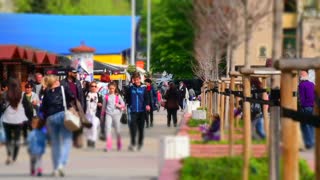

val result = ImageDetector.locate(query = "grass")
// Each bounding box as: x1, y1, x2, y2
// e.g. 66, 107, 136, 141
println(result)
187, 119, 209, 127
188, 130, 201, 134
180, 157, 314, 180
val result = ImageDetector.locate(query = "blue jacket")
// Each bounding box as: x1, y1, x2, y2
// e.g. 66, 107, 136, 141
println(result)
126, 84, 150, 112
27, 129, 47, 155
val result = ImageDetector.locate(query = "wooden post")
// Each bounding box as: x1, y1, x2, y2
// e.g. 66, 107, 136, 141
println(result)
281, 71, 299, 180
207, 82, 213, 119
201, 84, 206, 107
217, 82, 221, 119
220, 81, 226, 140
229, 75, 236, 156
225, 83, 230, 132
242, 75, 251, 180
262, 77, 270, 148
315, 69, 320, 180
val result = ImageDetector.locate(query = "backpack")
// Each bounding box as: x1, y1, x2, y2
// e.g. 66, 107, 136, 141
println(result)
105, 94, 119, 104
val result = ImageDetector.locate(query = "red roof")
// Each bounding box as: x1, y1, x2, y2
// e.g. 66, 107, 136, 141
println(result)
0, 45, 59, 65
70, 42, 95, 53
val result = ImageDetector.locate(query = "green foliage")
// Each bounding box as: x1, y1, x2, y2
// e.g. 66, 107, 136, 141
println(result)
188, 130, 201, 134
180, 157, 315, 180
14, 0, 131, 15
187, 119, 209, 127
196, 107, 207, 111
127, 65, 137, 74
139, 0, 195, 79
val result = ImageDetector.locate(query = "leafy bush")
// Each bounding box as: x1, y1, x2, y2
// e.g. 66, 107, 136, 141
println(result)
196, 107, 207, 111
180, 157, 314, 180
188, 130, 201, 134
187, 119, 209, 127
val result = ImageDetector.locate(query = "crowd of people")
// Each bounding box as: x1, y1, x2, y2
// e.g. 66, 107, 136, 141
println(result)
0, 67, 200, 177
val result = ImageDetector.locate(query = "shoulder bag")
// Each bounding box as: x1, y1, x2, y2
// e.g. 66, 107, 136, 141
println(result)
61, 86, 81, 132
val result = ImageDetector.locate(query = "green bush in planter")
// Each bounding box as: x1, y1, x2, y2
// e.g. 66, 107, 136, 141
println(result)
196, 107, 207, 111
187, 119, 209, 127
180, 157, 314, 180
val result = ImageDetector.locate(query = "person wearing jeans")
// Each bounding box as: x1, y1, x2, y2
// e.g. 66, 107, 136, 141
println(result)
298, 70, 315, 149
41, 75, 72, 177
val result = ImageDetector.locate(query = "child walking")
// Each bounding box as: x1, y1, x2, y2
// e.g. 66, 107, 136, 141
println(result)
27, 118, 47, 176
101, 82, 125, 152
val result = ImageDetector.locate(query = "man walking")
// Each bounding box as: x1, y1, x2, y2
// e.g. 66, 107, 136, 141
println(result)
125, 72, 150, 151
60, 66, 85, 148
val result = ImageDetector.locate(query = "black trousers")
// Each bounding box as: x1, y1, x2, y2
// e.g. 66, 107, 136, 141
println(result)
145, 109, 154, 126
3, 122, 21, 161
129, 112, 145, 146
167, 109, 178, 126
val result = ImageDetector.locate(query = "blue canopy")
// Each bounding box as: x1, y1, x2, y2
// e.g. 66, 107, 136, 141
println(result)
0, 13, 139, 55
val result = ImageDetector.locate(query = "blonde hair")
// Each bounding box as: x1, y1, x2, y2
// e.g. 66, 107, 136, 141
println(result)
45, 75, 59, 88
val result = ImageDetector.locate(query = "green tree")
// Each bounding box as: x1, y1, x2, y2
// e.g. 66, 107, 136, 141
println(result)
140, 0, 194, 79
14, 0, 131, 15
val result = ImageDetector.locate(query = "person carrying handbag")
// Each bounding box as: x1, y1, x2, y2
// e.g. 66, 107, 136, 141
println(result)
40, 75, 72, 177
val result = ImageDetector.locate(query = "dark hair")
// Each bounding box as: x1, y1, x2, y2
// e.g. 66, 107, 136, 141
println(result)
25, 82, 33, 88
144, 78, 152, 83
131, 72, 140, 79
7, 78, 22, 109
1, 80, 8, 91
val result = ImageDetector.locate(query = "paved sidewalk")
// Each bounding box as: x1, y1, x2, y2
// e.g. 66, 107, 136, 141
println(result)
0, 109, 182, 180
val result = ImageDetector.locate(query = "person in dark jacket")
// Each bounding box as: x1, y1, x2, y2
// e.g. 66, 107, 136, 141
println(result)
40, 75, 72, 177
144, 78, 157, 128
164, 82, 179, 127
298, 70, 315, 149
125, 72, 150, 151
60, 66, 85, 148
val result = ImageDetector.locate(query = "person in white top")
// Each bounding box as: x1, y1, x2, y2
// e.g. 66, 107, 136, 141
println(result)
84, 81, 103, 148
101, 82, 125, 152
2, 78, 28, 165
22, 82, 40, 144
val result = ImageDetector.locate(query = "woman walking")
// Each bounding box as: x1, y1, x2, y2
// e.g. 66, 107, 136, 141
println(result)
84, 81, 102, 148
2, 78, 28, 165
101, 82, 125, 152
164, 82, 179, 127
41, 75, 72, 177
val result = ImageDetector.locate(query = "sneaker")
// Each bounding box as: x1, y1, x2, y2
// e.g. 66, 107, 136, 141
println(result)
5, 159, 11, 165
58, 168, 65, 177
58, 165, 65, 177
30, 170, 35, 176
137, 145, 143, 151
37, 168, 43, 177
52, 170, 58, 177
128, 145, 136, 152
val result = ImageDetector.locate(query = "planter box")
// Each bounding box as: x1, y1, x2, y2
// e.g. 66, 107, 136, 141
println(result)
159, 136, 190, 175
186, 100, 200, 113
191, 110, 206, 120
191, 144, 267, 157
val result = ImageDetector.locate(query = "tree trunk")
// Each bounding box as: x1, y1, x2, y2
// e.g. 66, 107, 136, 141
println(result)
269, 0, 282, 179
